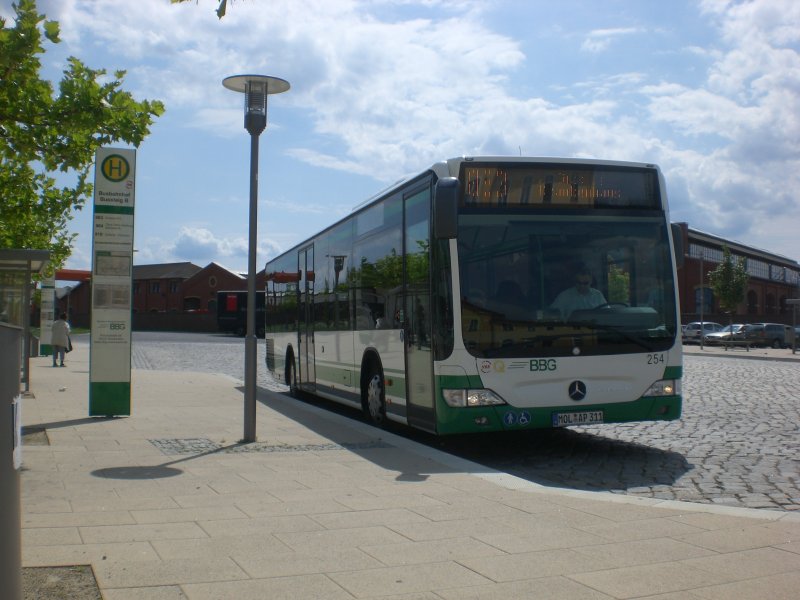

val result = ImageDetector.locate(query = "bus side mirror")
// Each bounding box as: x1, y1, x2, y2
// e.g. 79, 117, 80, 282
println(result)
434, 177, 459, 239
671, 222, 684, 268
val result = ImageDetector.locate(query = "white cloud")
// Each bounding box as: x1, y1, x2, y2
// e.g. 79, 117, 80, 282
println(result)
581, 27, 643, 53
30, 0, 800, 265
635, 0, 800, 255
132, 227, 282, 272
171, 227, 247, 263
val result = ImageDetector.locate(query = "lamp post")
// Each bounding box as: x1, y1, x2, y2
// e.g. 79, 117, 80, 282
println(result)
787, 298, 800, 354
699, 248, 705, 349
223, 74, 290, 442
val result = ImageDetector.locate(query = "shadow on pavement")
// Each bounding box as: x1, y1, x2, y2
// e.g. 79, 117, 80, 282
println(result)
90, 441, 250, 480
253, 384, 692, 493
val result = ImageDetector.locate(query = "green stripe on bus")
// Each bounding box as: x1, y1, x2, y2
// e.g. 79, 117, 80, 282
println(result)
434, 395, 682, 435
313, 361, 407, 395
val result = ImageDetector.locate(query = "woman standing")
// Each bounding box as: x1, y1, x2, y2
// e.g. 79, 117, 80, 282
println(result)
51, 313, 71, 367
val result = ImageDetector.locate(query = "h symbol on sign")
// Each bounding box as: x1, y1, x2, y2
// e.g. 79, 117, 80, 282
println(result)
107, 158, 124, 178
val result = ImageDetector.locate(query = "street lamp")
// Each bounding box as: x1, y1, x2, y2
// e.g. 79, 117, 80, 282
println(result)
223, 74, 290, 442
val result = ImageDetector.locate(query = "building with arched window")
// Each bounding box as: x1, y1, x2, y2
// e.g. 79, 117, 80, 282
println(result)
674, 223, 800, 325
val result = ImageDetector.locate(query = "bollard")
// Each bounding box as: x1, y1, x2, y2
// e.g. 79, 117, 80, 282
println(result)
0, 323, 23, 600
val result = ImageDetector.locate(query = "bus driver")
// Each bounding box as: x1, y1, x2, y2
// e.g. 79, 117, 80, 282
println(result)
550, 267, 606, 319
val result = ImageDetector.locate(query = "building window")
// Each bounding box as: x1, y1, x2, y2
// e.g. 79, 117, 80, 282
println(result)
170, 281, 179, 293
689, 244, 723, 263
747, 290, 758, 314
747, 259, 769, 279
695, 286, 713, 314
765, 293, 776, 314
209, 276, 217, 288
183, 297, 201, 311
150, 281, 160, 293
770, 265, 786, 281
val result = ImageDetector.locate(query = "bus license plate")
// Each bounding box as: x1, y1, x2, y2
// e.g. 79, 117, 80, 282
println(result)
552, 411, 604, 427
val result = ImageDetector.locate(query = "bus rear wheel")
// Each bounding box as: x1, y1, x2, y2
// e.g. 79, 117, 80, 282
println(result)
364, 367, 386, 426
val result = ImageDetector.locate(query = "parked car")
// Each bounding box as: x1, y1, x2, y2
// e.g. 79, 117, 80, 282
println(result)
703, 323, 745, 346
682, 321, 723, 344
743, 322, 793, 348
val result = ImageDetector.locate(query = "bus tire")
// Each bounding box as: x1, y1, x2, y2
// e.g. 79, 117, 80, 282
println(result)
287, 353, 300, 398
363, 363, 386, 427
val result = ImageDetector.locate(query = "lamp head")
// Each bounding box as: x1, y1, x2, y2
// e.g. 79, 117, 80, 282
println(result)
222, 74, 290, 136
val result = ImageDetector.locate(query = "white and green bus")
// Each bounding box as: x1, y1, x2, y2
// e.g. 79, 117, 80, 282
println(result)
265, 156, 682, 435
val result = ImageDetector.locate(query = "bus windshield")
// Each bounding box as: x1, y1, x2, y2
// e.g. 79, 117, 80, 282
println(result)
458, 213, 677, 358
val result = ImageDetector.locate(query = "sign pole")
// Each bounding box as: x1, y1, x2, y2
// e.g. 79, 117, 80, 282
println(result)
39, 273, 55, 356
89, 148, 136, 416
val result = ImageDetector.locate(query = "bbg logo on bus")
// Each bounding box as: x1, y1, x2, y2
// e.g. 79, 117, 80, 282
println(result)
530, 358, 557, 372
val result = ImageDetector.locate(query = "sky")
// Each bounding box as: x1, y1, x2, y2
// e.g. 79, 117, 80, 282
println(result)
5, 0, 800, 275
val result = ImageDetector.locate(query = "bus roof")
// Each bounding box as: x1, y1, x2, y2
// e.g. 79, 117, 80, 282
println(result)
442, 155, 659, 176
353, 156, 660, 212
267, 156, 663, 268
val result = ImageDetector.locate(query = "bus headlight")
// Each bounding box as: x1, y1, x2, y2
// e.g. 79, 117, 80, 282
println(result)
442, 389, 506, 407
643, 379, 681, 397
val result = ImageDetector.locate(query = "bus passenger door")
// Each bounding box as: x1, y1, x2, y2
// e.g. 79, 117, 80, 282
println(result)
298, 246, 315, 390
404, 186, 435, 432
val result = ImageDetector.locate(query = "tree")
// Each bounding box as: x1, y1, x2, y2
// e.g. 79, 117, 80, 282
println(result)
0, 0, 165, 269
708, 245, 748, 323
607, 263, 630, 304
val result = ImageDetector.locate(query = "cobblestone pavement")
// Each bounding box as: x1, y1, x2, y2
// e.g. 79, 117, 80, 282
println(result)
446, 354, 799, 513
130, 334, 799, 512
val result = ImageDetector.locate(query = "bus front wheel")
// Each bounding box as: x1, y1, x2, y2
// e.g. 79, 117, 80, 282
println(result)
363, 366, 386, 426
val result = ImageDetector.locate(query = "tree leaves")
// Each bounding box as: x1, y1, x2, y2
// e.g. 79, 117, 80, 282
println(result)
708, 245, 749, 315
0, 0, 165, 269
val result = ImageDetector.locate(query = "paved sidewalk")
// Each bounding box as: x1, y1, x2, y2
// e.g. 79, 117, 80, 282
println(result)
20, 342, 800, 599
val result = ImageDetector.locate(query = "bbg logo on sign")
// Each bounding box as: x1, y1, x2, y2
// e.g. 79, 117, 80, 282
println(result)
109, 322, 126, 331
101, 154, 130, 182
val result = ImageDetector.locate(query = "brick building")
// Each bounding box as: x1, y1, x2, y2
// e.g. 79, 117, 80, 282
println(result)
674, 223, 800, 324
58, 262, 263, 331
132, 262, 202, 313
